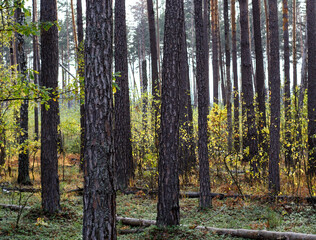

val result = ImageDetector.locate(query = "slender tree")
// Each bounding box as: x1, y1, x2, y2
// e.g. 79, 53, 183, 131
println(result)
211, 0, 219, 104
293, 0, 297, 96
33, 0, 39, 141
307, 0, 316, 176
114, 0, 133, 190
0, 113, 5, 166
195, 0, 211, 208
77, 0, 85, 170
268, 0, 281, 194
179, 13, 195, 177
83, 0, 116, 238
232, 0, 239, 152
157, 0, 183, 226
40, 0, 60, 213
203, 0, 210, 107
224, 0, 232, 152
252, 0, 266, 163
283, 0, 292, 170
239, 0, 259, 176
263, 0, 270, 80
147, 0, 159, 150
16, 4, 31, 185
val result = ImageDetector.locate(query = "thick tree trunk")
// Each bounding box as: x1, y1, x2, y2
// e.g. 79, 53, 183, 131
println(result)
239, 0, 259, 176
114, 0, 133, 190
224, 0, 232, 152
83, 0, 116, 238
147, 0, 160, 152
268, 0, 281, 194
40, 0, 60, 213
232, 0, 240, 153
307, 0, 316, 176
157, 0, 183, 226
252, 0, 267, 168
16, 6, 31, 185
195, 0, 212, 209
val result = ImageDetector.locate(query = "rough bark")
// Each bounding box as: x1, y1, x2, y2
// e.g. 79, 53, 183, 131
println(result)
195, 0, 212, 208
157, 0, 183, 226
307, 0, 316, 176
40, 0, 60, 213
239, 0, 259, 176
232, 0, 239, 153
252, 0, 267, 164
16, 6, 31, 185
83, 0, 116, 238
147, 0, 160, 151
224, 0, 232, 152
283, 0, 292, 170
268, 0, 281, 194
114, 0, 133, 190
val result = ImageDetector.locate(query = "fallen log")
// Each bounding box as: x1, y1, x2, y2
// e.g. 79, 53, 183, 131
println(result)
0, 204, 31, 211
180, 192, 316, 204
1, 187, 40, 193
66, 188, 83, 194
118, 228, 145, 234
65, 187, 316, 204
117, 216, 316, 240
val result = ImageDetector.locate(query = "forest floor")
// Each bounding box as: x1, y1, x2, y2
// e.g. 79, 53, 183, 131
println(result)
0, 155, 315, 239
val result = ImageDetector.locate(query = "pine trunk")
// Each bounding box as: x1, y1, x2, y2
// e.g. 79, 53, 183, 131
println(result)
232, 0, 239, 153
252, 0, 267, 168
157, 0, 183, 226
147, 0, 160, 151
282, 0, 292, 170
307, 0, 316, 176
33, 0, 39, 141
16, 6, 31, 185
224, 0, 232, 152
268, 0, 281, 194
40, 0, 60, 213
77, 0, 85, 171
114, 0, 133, 190
179, 17, 196, 177
83, 0, 116, 238
195, 0, 212, 208
211, 0, 219, 104
239, 0, 259, 176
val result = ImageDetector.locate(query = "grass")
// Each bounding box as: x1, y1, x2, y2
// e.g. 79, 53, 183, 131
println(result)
0, 155, 316, 239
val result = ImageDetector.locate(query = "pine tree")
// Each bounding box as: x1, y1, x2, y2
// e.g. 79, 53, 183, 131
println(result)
157, 0, 183, 226
114, 0, 133, 190
83, 0, 116, 238
40, 0, 60, 213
